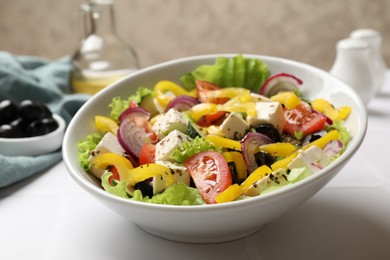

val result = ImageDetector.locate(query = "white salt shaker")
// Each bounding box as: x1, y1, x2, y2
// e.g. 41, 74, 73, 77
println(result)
350, 29, 387, 94
330, 38, 375, 105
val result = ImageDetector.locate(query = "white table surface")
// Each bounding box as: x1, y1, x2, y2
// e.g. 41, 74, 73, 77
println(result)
1, 73, 390, 260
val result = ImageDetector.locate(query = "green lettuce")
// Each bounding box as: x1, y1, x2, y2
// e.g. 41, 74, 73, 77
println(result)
77, 133, 103, 171
133, 183, 205, 205
287, 167, 311, 183
180, 55, 270, 92
170, 136, 222, 163
108, 86, 152, 121
261, 168, 309, 195
101, 171, 131, 199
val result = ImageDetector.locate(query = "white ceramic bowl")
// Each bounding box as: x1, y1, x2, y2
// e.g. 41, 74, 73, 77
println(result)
0, 114, 66, 156
63, 54, 367, 243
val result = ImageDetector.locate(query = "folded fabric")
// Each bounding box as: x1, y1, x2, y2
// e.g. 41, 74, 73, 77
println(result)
0, 51, 90, 188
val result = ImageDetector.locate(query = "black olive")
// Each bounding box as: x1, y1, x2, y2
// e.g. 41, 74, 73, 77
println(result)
0, 100, 19, 125
134, 180, 154, 197
19, 100, 47, 123
254, 151, 275, 167
10, 117, 28, 130
228, 161, 244, 184
0, 124, 23, 138
302, 130, 327, 146
26, 117, 59, 137
254, 124, 282, 142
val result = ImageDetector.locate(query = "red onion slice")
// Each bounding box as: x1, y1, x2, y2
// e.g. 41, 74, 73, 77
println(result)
323, 140, 343, 157
259, 73, 303, 97
241, 132, 273, 173
119, 107, 150, 124
166, 96, 200, 112
117, 119, 153, 159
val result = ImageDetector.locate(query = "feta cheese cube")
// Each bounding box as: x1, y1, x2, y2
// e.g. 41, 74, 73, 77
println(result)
246, 101, 285, 133
287, 146, 331, 174
152, 108, 189, 139
155, 130, 192, 161
89, 132, 125, 178
153, 161, 191, 194
244, 169, 289, 196
220, 112, 249, 140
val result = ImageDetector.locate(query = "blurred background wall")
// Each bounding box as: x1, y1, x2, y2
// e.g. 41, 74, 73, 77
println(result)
0, 0, 389, 70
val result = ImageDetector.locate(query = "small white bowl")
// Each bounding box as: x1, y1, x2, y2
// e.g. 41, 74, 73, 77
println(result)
0, 114, 66, 157
63, 54, 367, 243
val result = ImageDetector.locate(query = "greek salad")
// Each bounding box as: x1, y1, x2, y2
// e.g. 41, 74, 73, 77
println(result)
78, 55, 351, 205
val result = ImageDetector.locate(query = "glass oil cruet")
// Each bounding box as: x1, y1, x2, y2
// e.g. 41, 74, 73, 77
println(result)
71, 0, 139, 95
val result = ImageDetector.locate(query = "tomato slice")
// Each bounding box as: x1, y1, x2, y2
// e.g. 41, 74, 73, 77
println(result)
107, 166, 120, 186
195, 80, 230, 104
184, 151, 232, 204
139, 143, 156, 165
283, 101, 327, 137
197, 111, 227, 127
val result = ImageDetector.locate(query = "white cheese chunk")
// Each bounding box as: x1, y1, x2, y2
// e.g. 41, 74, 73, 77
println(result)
246, 101, 285, 133
220, 112, 249, 140
152, 108, 189, 140
287, 146, 331, 175
155, 130, 192, 161
153, 161, 191, 194
244, 169, 290, 196
89, 132, 125, 179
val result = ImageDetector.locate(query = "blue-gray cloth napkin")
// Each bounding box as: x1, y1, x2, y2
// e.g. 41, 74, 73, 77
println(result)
0, 51, 90, 188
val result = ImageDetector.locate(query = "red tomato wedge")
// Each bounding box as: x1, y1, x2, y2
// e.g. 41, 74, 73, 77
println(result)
139, 143, 156, 165
197, 111, 227, 127
283, 101, 327, 137
107, 166, 120, 186
184, 151, 232, 204
195, 80, 230, 104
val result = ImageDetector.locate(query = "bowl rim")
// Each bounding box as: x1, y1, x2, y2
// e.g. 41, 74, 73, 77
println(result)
63, 53, 368, 211
0, 113, 66, 143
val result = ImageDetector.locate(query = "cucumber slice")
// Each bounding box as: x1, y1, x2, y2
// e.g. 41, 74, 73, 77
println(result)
187, 121, 205, 139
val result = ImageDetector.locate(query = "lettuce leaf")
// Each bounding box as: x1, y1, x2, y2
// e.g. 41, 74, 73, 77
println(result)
101, 171, 131, 199
128, 86, 152, 104
287, 167, 311, 183
108, 86, 152, 121
109, 97, 129, 122
77, 133, 103, 171
180, 55, 270, 92
170, 136, 222, 163
133, 183, 205, 205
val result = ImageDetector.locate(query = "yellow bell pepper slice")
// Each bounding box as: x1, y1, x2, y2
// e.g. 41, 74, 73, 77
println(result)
95, 115, 119, 135
271, 129, 340, 171
124, 164, 175, 187
188, 103, 218, 121
206, 88, 250, 100
240, 165, 272, 193
206, 135, 241, 151
219, 102, 256, 118
258, 142, 297, 157
270, 91, 301, 109
222, 151, 248, 180
93, 152, 133, 173
311, 98, 351, 121
215, 184, 242, 203
93, 153, 174, 186
154, 81, 197, 108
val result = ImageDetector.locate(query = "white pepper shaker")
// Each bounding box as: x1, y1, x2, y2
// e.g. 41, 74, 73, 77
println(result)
330, 38, 375, 105
350, 29, 387, 94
